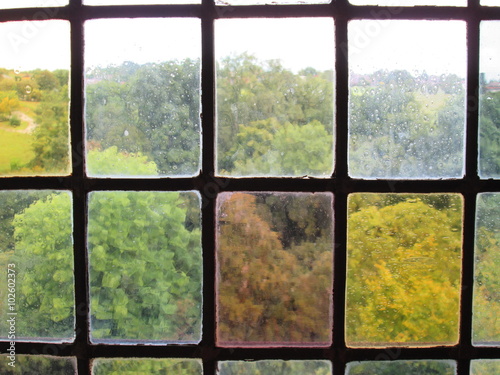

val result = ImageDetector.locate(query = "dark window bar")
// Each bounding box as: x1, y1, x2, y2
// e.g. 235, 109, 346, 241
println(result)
0, 0, 499, 374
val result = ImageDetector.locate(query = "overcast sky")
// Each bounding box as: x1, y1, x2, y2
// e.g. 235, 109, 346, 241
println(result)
0, 17, 499, 80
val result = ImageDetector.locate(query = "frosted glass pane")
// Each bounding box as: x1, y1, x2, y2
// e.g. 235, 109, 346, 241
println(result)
0, 0, 68, 8
348, 20, 466, 179
0, 191, 74, 341
216, 18, 335, 178
0, 355, 76, 373
473, 193, 500, 346
350, 0, 465, 5
0, 21, 70, 176
216, 192, 333, 347
92, 358, 202, 374
88, 191, 202, 344
347, 360, 456, 374
216, 0, 329, 5
85, 18, 201, 177
346, 194, 463, 347
479, 22, 500, 178
218, 360, 332, 374
470, 359, 500, 374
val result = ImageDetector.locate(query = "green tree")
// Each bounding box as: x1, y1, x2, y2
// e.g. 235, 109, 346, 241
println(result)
479, 91, 500, 177
92, 358, 202, 375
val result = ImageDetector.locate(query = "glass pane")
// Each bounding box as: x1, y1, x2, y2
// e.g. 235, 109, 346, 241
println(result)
479, 21, 500, 178
349, 0, 465, 5
0, 21, 70, 176
216, 192, 333, 347
88, 191, 202, 343
471, 359, 500, 374
473, 193, 500, 346
481, 0, 500, 5
216, 18, 335, 177
347, 360, 456, 374
346, 193, 463, 347
0, 0, 68, 8
216, 0, 329, 5
85, 0, 199, 4
92, 358, 202, 374
348, 20, 466, 179
0, 191, 74, 341
218, 360, 332, 374
0, 355, 76, 373
84, 18, 201, 177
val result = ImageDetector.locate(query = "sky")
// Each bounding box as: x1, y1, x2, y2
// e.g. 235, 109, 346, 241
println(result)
0, 17, 499, 80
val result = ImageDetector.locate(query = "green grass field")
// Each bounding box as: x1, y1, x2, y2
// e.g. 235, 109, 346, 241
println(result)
0, 128, 34, 174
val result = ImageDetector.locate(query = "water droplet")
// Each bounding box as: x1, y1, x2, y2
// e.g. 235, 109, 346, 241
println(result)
25, 85, 32, 94
124, 130, 129, 136
14, 69, 20, 75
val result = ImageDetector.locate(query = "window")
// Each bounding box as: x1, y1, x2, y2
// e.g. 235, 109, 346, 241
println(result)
0, 1, 499, 374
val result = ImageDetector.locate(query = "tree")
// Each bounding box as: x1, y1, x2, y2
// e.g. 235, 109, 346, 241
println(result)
347, 360, 455, 375
346, 194, 462, 346
479, 91, 500, 177
92, 358, 202, 375
218, 360, 331, 375
10, 149, 202, 342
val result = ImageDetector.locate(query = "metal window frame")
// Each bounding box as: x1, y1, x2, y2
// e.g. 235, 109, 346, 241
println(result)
1, 0, 500, 374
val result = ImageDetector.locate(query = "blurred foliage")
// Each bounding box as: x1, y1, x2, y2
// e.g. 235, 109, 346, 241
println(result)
479, 90, 500, 177
218, 360, 331, 375
470, 359, 500, 375
0, 355, 76, 374
92, 358, 202, 375
346, 360, 455, 375
217, 192, 333, 345
346, 194, 463, 346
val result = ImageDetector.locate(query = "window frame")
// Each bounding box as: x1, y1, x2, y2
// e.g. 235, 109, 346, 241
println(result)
0, 0, 499, 374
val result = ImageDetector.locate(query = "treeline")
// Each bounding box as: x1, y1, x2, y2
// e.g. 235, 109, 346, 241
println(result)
0, 68, 70, 174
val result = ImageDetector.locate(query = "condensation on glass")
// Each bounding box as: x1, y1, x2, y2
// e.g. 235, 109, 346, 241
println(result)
473, 193, 500, 346
348, 20, 466, 179
215, 18, 335, 178
217, 360, 332, 374
216, 192, 333, 347
479, 21, 500, 178
346, 193, 463, 347
470, 359, 500, 374
0, 355, 76, 373
87, 191, 202, 344
346, 360, 457, 374
92, 358, 203, 374
349, 0, 465, 5
84, 18, 201, 178
84, 0, 200, 4
0, 191, 74, 341
0, 0, 68, 8
0, 20, 71, 177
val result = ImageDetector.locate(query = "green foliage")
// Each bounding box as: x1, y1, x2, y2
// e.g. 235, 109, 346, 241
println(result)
470, 359, 500, 375
87, 146, 157, 176
218, 360, 331, 375
346, 194, 462, 346
479, 91, 500, 177
92, 358, 202, 375
10, 192, 74, 338
347, 360, 455, 375
0, 355, 76, 374
9, 115, 21, 126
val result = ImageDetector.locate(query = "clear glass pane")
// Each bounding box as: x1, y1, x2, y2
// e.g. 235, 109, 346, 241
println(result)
0, 0, 68, 8
0, 191, 74, 341
88, 191, 202, 343
217, 360, 332, 374
473, 193, 500, 346
216, 18, 335, 177
347, 360, 456, 374
471, 359, 500, 374
216, 192, 333, 347
349, 0, 465, 5
479, 21, 500, 178
84, 18, 201, 177
346, 193, 463, 347
348, 20, 466, 179
0, 20, 70, 176
0, 355, 76, 373
84, 0, 199, 4
92, 358, 202, 374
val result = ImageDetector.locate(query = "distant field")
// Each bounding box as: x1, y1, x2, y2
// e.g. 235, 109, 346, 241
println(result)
0, 129, 34, 174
